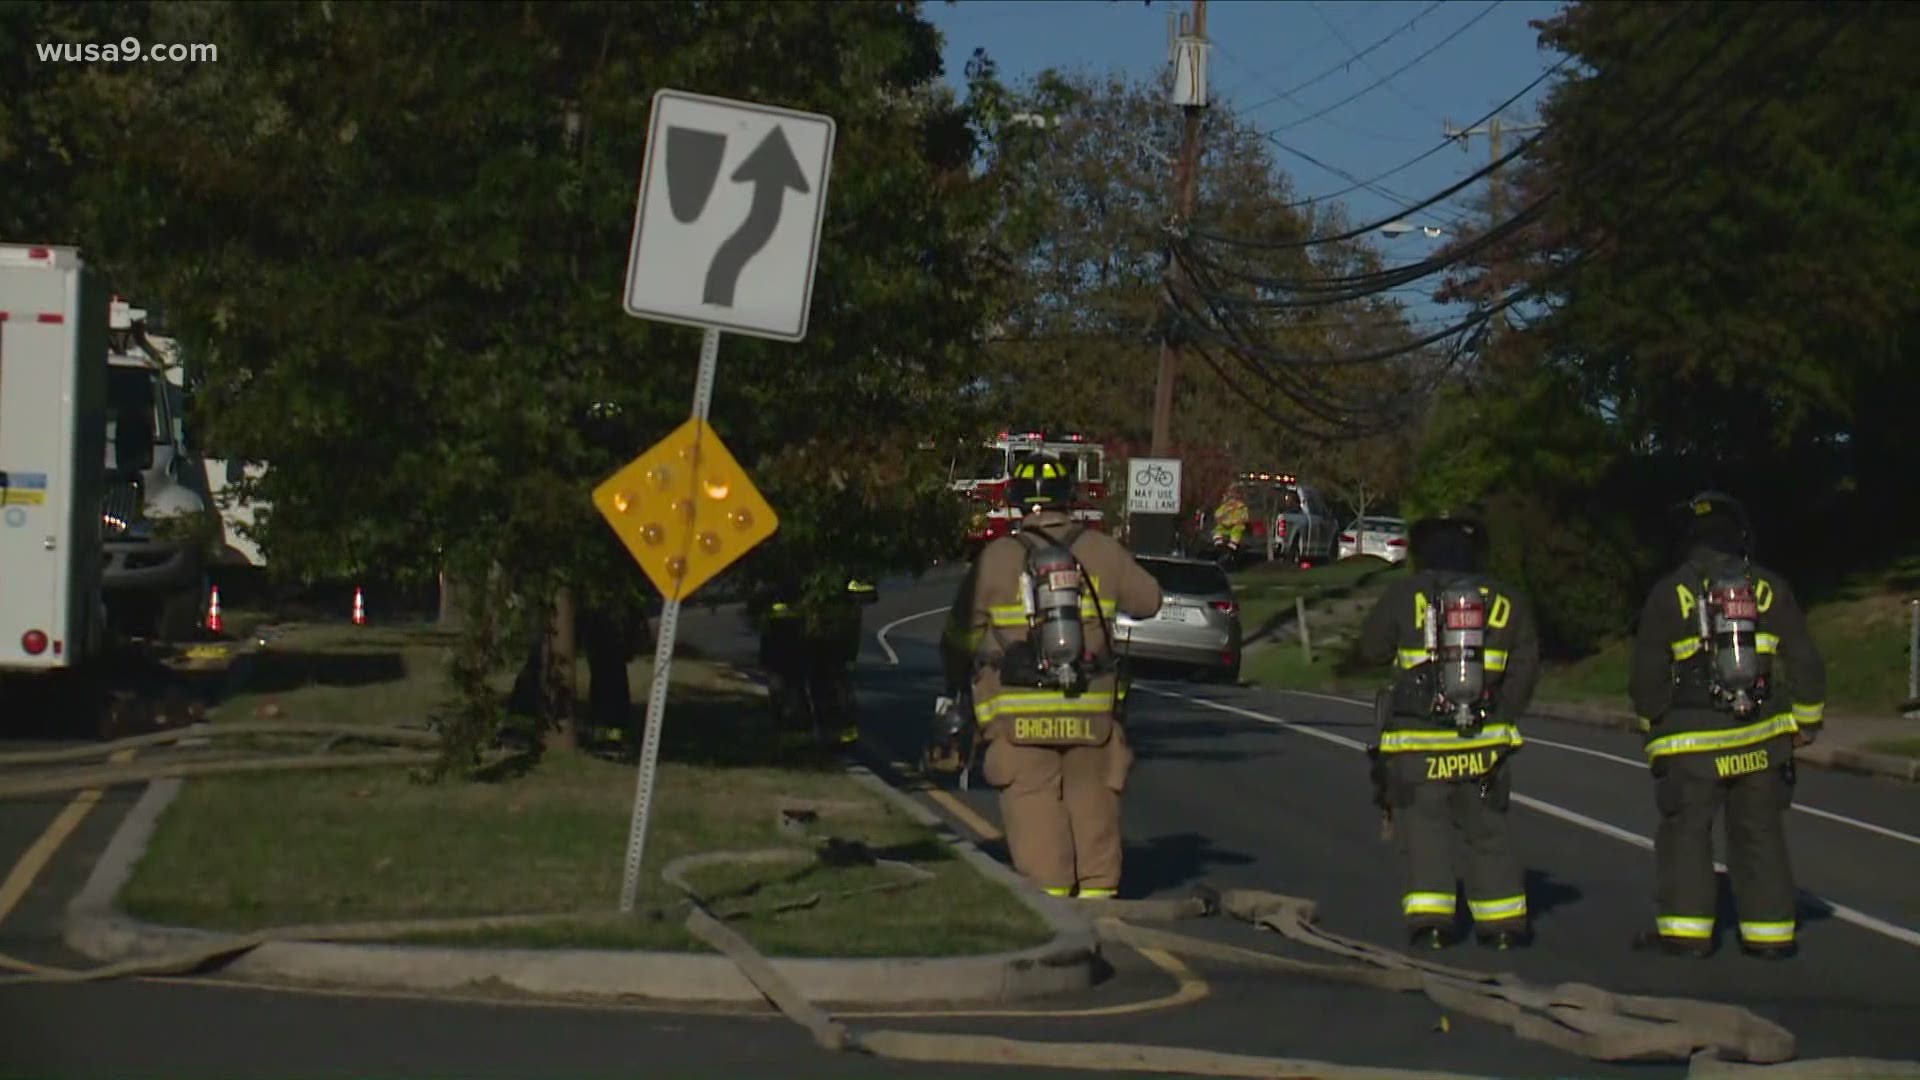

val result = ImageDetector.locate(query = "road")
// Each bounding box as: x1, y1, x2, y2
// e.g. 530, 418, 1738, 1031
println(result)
0, 569, 1916, 1078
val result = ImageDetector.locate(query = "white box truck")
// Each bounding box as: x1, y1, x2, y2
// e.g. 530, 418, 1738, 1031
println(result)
0, 243, 111, 682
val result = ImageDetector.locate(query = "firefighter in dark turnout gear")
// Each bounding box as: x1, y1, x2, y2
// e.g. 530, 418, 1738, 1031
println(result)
1345, 509, 1542, 950
1629, 491, 1825, 959
749, 577, 878, 748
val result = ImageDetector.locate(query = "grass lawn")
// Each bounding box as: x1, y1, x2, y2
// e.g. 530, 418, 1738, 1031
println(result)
120, 623, 1051, 958
1232, 558, 1407, 644
1865, 737, 1920, 759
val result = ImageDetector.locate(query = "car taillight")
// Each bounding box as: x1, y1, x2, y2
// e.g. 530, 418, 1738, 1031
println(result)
1209, 600, 1237, 616
22, 630, 48, 656
1276, 520, 1288, 536
1388, 538, 1407, 547
1340, 533, 1356, 543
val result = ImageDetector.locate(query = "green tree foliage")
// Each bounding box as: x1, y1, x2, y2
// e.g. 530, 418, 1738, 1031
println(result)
0, 1, 1015, 756
973, 69, 1422, 515
1415, 1, 1918, 652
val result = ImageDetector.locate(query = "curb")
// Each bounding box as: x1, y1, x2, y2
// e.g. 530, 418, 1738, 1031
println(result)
62, 755, 1094, 1008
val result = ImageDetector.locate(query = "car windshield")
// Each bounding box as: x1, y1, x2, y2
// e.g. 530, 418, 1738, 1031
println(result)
964, 448, 1008, 481
1138, 559, 1230, 597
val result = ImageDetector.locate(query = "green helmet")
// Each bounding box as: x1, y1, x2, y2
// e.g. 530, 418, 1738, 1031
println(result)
1008, 451, 1075, 510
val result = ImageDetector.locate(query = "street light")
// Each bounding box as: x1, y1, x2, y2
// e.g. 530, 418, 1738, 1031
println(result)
1380, 220, 1446, 239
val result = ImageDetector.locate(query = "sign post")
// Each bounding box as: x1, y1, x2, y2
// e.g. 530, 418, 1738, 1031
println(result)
599, 89, 836, 913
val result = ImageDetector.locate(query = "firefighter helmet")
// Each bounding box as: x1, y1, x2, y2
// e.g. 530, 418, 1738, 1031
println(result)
1676, 490, 1752, 556
1009, 451, 1075, 510
1409, 507, 1490, 574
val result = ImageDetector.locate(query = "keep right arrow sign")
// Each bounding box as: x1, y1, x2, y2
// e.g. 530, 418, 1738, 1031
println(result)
623, 89, 837, 343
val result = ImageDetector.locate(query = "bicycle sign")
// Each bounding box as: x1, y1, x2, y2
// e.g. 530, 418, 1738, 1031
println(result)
1128, 457, 1181, 515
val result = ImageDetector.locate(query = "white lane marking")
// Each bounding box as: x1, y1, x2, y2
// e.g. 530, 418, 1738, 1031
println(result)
1267, 688, 1920, 850
1139, 685, 1920, 949
877, 605, 951, 667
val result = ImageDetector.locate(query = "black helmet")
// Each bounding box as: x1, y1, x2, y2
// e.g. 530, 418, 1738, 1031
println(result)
1675, 490, 1752, 557
1409, 507, 1490, 574
1009, 451, 1075, 511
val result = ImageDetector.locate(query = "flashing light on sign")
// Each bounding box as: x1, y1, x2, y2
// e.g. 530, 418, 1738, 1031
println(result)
593, 417, 778, 601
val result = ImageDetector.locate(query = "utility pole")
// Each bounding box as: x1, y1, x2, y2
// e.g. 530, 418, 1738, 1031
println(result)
1141, 0, 1207, 556
1443, 115, 1543, 336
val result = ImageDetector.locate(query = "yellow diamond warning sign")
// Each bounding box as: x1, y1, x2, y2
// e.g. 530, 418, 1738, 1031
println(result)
593, 418, 777, 601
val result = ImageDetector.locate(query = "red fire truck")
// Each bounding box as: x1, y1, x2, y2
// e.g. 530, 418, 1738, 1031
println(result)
949, 429, 1109, 547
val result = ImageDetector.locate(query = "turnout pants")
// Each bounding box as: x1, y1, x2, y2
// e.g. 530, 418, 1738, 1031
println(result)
1386, 755, 1528, 934
983, 730, 1134, 897
1651, 737, 1797, 949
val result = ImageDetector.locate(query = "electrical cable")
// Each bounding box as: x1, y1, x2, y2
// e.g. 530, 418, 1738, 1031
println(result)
1264, 1, 1504, 137
1171, 3, 1864, 438
1240, 0, 1450, 114
1204, 1, 1706, 251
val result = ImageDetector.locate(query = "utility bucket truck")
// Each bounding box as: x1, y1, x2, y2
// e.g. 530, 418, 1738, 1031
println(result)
0, 244, 111, 685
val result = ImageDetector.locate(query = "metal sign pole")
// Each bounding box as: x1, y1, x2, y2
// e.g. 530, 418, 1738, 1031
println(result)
619, 327, 723, 914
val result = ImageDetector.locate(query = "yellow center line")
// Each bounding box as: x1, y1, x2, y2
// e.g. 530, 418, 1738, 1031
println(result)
923, 786, 1003, 842
0, 748, 136, 927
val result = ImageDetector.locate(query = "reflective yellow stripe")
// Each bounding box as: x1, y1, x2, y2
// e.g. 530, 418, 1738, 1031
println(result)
1755, 633, 1779, 655
1644, 715, 1796, 761
1042, 886, 1072, 897
977, 692, 1112, 723
1739, 921, 1795, 944
1468, 895, 1527, 923
1378, 724, 1522, 754
1671, 637, 1702, 660
1403, 892, 1456, 916
1396, 648, 1429, 669
1484, 649, 1509, 672
1636, 716, 1652, 733
1792, 701, 1824, 725
1658, 916, 1714, 940
1078, 888, 1117, 900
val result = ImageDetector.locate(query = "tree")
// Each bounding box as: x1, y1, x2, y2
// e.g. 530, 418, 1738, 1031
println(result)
2, 1, 1015, 764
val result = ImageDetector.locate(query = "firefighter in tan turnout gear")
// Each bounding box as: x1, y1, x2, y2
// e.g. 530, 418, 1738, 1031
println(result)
1629, 491, 1825, 960
960, 452, 1162, 899
1344, 509, 1542, 950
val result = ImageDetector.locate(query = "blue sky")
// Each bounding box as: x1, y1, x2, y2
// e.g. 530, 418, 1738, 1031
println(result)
922, 0, 1568, 325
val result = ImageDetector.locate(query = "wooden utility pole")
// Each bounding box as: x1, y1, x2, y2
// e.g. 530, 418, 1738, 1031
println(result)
1443, 115, 1543, 335
1141, 0, 1208, 556
1144, 0, 1205, 457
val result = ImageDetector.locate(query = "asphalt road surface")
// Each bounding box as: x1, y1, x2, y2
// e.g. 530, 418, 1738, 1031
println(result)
1, 568, 1916, 1079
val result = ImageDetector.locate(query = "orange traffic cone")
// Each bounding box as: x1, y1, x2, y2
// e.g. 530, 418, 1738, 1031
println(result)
206, 586, 224, 635
351, 587, 366, 626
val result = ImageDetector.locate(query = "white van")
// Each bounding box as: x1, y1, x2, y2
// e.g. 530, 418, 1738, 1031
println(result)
0, 244, 112, 678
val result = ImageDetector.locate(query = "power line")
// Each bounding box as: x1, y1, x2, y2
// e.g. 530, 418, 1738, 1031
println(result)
1274, 51, 1573, 212
1263, 1, 1503, 137
1193, 1, 1707, 254
1308, 0, 1448, 123
1240, 0, 1450, 114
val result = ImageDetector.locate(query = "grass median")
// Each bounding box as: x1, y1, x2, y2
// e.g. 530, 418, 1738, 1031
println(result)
119, 622, 1051, 958
1233, 559, 1402, 696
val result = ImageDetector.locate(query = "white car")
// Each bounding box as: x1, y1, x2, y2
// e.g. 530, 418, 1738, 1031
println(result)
1337, 516, 1409, 564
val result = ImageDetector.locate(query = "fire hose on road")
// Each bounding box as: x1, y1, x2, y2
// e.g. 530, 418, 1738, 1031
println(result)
4, 728, 1919, 1079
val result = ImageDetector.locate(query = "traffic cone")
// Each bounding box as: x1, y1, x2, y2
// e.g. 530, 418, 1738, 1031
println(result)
206, 586, 224, 635
351, 587, 366, 627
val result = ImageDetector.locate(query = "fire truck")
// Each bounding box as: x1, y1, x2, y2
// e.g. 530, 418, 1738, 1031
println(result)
949, 429, 1109, 546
